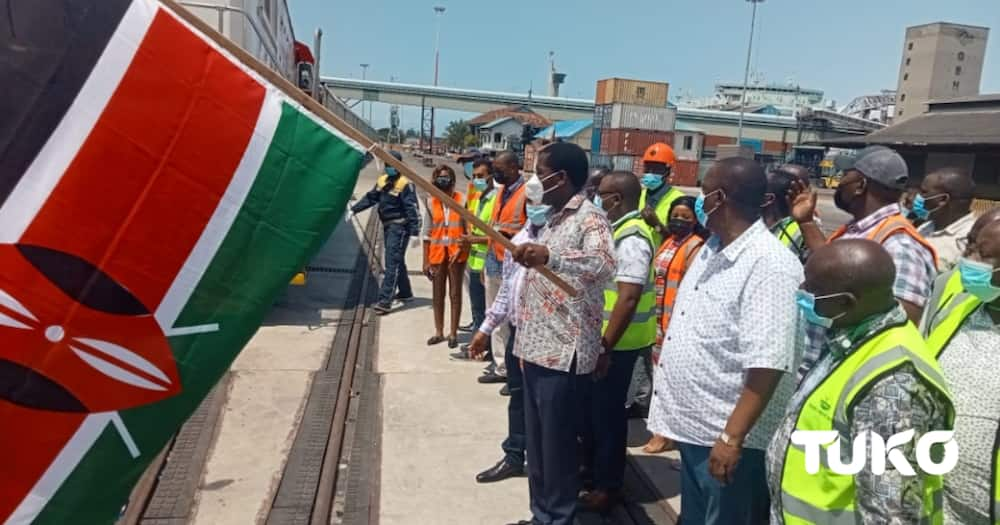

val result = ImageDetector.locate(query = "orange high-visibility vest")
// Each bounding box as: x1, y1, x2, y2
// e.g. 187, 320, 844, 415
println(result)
488, 183, 527, 261
829, 212, 939, 268
428, 192, 468, 265
653, 234, 704, 361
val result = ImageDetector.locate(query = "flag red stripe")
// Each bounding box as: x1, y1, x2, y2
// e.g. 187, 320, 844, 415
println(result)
0, 403, 85, 520
20, 10, 266, 312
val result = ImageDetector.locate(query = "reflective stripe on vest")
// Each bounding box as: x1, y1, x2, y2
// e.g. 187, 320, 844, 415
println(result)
780, 322, 955, 525
467, 190, 497, 272
774, 217, 806, 258
428, 192, 467, 265
601, 217, 657, 351
489, 183, 527, 260
829, 213, 939, 269
992, 427, 1000, 524
640, 186, 685, 245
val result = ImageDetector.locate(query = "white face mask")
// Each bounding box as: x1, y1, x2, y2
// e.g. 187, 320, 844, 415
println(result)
525, 172, 562, 204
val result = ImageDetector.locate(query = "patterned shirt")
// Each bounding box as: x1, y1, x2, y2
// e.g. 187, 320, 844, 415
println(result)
767, 306, 952, 525
936, 307, 1000, 525
648, 220, 804, 450
513, 193, 615, 374
653, 237, 684, 348
798, 204, 936, 379
479, 226, 539, 333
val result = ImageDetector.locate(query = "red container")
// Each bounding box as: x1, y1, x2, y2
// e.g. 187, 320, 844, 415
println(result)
600, 129, 674, 156
671, 159, 699, 187
703, 134, 735, 149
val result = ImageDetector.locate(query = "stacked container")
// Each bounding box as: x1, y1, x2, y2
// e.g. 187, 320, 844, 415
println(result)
590, 78, 676, 175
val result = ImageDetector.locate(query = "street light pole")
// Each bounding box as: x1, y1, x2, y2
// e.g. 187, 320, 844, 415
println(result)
736, 0, 763, 145
359, 63, 370, 124
430, 5, 446, 154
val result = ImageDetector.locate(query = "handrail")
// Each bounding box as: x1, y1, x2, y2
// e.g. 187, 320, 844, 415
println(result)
177, 1, 282, 74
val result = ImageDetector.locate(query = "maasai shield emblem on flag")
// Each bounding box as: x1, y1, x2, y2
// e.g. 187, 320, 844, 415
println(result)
0, 0, 365, 522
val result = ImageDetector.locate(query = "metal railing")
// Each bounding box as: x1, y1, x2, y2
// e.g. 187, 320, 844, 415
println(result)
177, 1, 283, 77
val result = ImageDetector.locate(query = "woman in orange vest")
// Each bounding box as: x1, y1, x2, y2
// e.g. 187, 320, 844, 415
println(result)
423, 165, 468, 348
643, 196, 708, 453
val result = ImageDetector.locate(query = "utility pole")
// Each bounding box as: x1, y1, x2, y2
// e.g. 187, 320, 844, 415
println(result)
359, 63, 370, 124
737, 0, 764, 145
429, 5, 446, 154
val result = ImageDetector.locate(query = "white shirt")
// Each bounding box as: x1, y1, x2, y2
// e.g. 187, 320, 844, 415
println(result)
614, 234, 653, 286
648, 220, 804, 450
920, 212, 975, 272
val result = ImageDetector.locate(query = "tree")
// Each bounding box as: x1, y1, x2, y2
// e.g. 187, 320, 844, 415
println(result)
444, 119, 473, 150
404, 128, 418, 139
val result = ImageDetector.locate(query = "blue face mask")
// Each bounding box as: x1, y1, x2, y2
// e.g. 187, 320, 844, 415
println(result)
694, 189, 724, 228
958, 257, 1000, 303
911, 193, 946, 221
592, 194, 603, 209
472, 178, 489, 192
385, 167, 399, 177
526, 203, 552, 226
640, 173, 664, 190
796, 289, 852, 328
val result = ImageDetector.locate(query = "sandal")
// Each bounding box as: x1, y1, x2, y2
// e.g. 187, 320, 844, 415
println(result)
447, 336, 458, 349
642, 435, 677, 454
427, 335, 446, 346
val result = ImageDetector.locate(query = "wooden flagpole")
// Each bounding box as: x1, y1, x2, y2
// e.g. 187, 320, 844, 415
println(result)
158, 0, 576, 297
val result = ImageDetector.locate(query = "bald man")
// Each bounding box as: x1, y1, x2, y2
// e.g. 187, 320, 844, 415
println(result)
920, 219, 1000, 525
651, 158, 803, 524
767, 239, 954, 525
913, 168, 977, 271
580, 172, 656, 512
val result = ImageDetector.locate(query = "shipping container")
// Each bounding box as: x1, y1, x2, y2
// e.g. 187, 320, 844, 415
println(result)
590, 153, 611, 169
606, 103, 676, 132
610, 155, 637, 173
592, 105, 610, 129
595, 78, 670, 107
704, 134, 735, 149
671, 159, 700, 187
600, 129, 674, 156
591, 128, 602, 153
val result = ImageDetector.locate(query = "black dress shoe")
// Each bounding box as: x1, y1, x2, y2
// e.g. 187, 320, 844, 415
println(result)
499, 384, 510, 396
457, 322, 476, 333
477, 371, 507, 384
476, 459, 524, 483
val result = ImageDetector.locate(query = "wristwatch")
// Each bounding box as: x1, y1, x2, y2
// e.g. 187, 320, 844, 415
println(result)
718, 431, 743, 448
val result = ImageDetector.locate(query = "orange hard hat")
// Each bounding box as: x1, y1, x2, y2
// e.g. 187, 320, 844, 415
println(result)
642, 143, 676, 166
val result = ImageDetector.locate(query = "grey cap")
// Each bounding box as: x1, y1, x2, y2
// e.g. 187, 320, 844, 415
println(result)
837, 146, 908, 190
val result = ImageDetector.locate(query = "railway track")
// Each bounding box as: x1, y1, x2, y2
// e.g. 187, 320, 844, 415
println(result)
120, 212, 383, 525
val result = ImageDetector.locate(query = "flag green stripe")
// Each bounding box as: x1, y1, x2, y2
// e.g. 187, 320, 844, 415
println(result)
35, 101, 363, 524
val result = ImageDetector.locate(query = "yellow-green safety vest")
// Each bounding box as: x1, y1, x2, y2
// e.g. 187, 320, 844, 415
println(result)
639, 185, 685, 244
466, 189, 497, 272
772, 217, 806, 258
779, 321, 955, 525
602, 215, 657, 351
921, 270, 1000, 525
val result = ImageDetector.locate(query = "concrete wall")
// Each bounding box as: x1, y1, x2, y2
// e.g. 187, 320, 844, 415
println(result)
478, 119, 525, 150
895, 23, 989, 122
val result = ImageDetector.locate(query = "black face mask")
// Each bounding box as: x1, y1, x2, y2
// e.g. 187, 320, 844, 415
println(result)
668, 218, 695, 238
833, 186, 850, 213
492, 171, 505, 184
434, 177, 452, 190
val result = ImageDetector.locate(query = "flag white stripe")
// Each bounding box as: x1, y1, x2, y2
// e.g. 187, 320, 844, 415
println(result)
155, 90, 282, 330
0, 0, 158, 243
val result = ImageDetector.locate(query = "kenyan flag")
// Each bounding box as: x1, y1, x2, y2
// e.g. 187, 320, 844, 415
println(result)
0, 1, 365, 523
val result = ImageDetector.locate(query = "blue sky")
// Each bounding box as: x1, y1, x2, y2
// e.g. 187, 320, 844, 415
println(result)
289, 0, 1000, 132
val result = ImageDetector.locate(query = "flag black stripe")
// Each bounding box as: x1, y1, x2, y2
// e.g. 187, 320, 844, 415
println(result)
0, 0, 133, 207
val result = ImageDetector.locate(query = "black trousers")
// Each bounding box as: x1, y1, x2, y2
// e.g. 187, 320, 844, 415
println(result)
583, 349, 641, 491
523, 359, 587, 525
501, 326, 525, 466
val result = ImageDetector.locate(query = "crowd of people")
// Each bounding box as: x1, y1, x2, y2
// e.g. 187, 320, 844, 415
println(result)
351, 141, 999, 525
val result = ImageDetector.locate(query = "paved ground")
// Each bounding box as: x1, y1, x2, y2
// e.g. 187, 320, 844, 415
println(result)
179, 152, 848, 525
